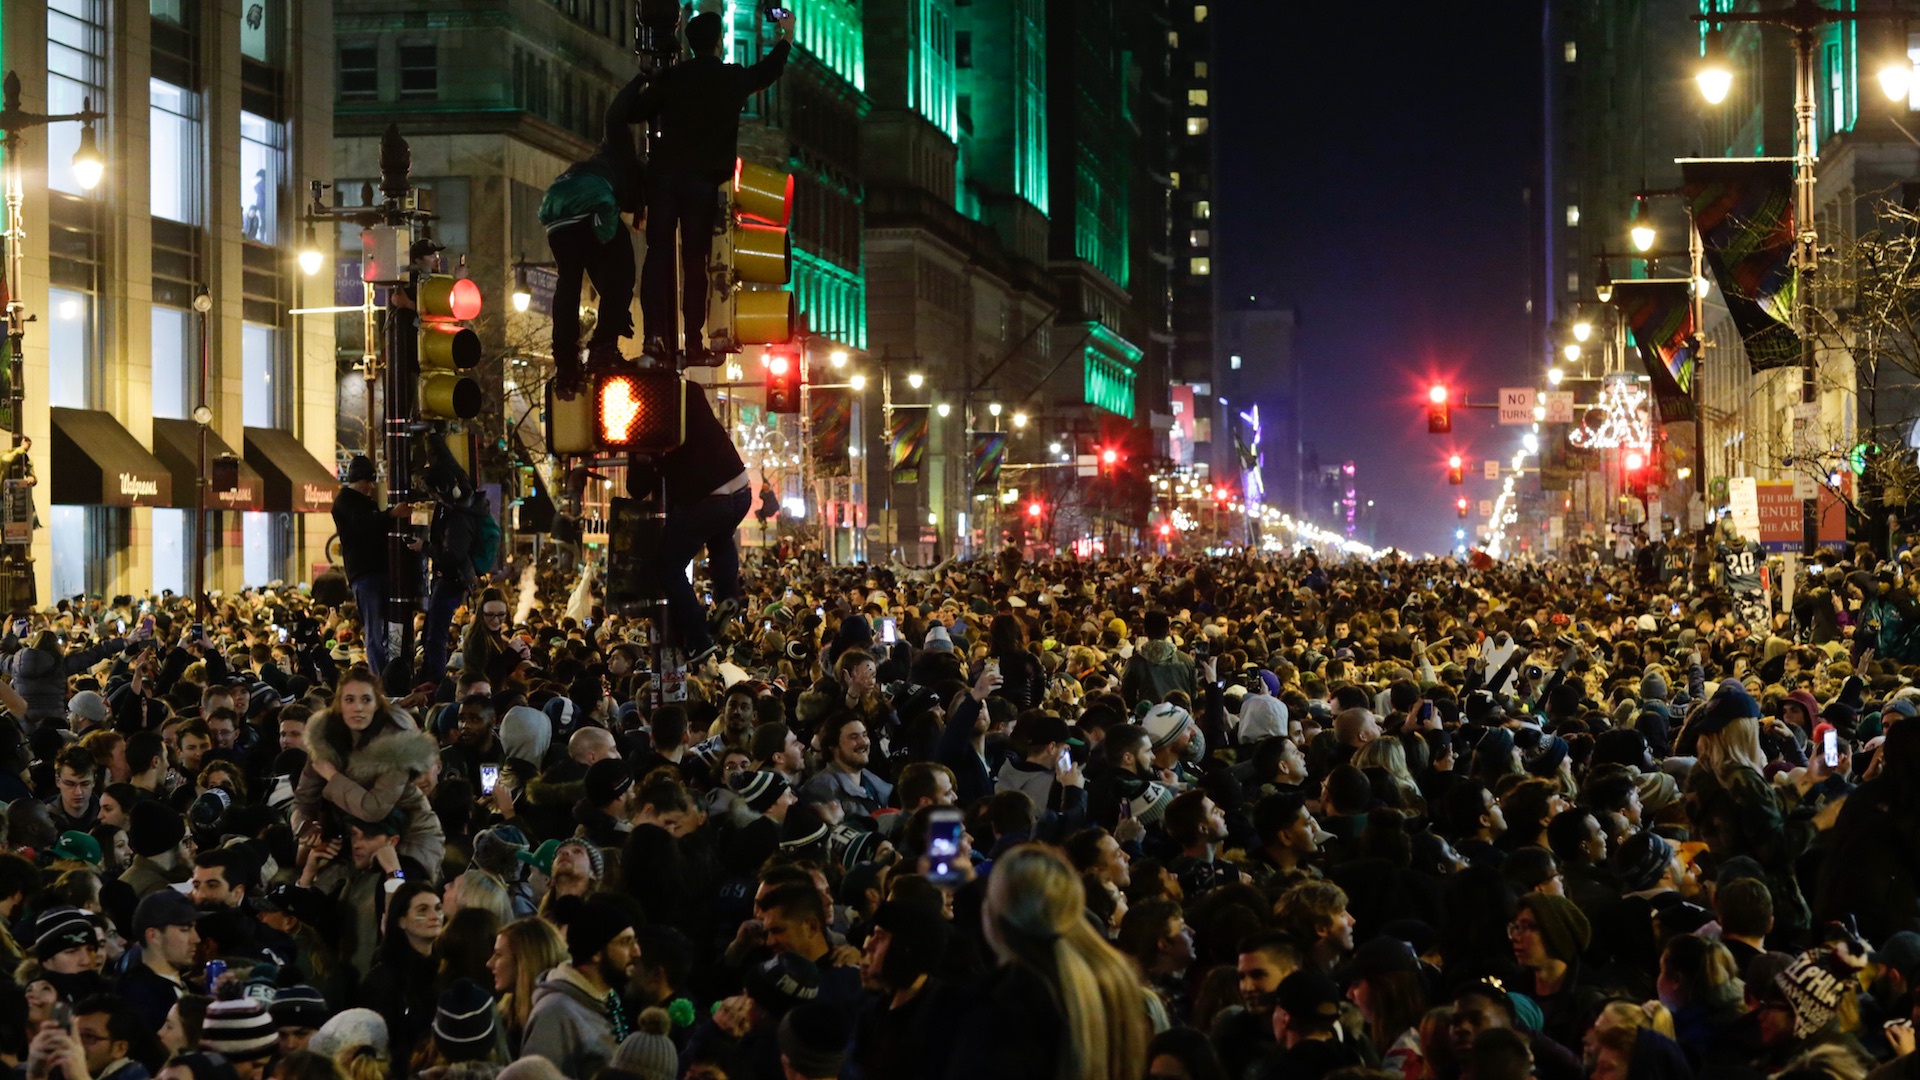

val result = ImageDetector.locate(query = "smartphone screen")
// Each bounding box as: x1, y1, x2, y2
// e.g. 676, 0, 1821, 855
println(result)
1056, 748, 1072, 772
927, 808, 964, 885
882, 618, 897, 645
277, 626, 288, 643
1823, 730, 1839, 768
116, 619, 126, 634
480, 764, 499, 795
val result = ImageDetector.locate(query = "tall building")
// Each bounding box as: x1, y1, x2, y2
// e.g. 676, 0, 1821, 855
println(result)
4, 0, 337, 601
1167, 0, 1216, 469
1216, 300, 1298, 515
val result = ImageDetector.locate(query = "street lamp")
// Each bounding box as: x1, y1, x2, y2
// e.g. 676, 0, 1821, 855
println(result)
907, 372, 924, 390
1594, 260, 1614, 303
1012, 411, 1028, 428
297, 222, 324, 276
1697, 28, 1734, 104
850, 373, 867, 392
988, 402, 1002, 417
1572, 318, 1593, 343
70, 119, 104, 191
1563, 343, 1581, 363
829, 349, 848, 369
1629, 201, 1656, 253
1548, 367, 1565, 386
936, 402, 951, 417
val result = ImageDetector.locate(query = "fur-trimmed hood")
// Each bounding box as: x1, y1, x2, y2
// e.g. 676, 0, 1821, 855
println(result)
305, 708, 438, 781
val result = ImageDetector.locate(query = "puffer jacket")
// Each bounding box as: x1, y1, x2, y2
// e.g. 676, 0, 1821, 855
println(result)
294, 708, 446, 876
10, 645, 68, 721
1120, 639, 1196, 707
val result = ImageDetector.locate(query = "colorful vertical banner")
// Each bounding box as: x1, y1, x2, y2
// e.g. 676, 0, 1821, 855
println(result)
1169, 385, 1196, 467
809, 388, 851, 477
887, 409, 927, 484
1680, 158, 1801, 372
969, 432, 1007, 491
1608, 279, 1697, 423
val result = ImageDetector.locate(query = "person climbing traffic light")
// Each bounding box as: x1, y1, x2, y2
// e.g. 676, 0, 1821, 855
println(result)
628, 10, 794, 362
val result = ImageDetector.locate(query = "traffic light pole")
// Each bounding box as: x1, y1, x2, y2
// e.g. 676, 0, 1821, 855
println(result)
378, 126, 423, 690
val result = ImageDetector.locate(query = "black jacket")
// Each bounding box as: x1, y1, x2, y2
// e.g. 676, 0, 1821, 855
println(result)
628, 42, 792, 180
627, 382, 746, 506
331, 485, 387, 582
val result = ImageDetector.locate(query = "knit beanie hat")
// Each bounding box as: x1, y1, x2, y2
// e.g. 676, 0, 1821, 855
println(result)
730, 770, 792, 814
746, 952, 822, 1017
269, 985, 330, 1030
32, 906, 96, 962
432, 978, 497, 1051
922, 625, 954, 653
1611, 830, 1676, 893
555, 836, 605, 880
584, 757, 635, 808
1776, 942, 1868, 1039
127, 799, 187, 858
1143, 704, 1195, 750
201, 998, 277, 1061
1691, 682, 1761, 737
777, 1002, 850, 1078
610, 1008, 678, 1080
559, 893, 634, 965
308, 1008, 388, 1060
1640, 669, 1670, 702
779, 805, 830, 849
1517, 893, 1591, 964
67, 691, 108, 726
471, 824, 530, 879
869, 900, 950, 984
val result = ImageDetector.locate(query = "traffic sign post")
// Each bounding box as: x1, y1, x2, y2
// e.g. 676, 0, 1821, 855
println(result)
1498, 388, 1537, 426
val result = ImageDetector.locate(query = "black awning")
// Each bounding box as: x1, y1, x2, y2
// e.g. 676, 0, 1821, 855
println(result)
243, 427, 339, 512
49, 408, 173, 507
151, 419, 266, 512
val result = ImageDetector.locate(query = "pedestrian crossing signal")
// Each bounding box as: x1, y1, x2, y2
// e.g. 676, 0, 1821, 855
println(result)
593, 367, 686, 453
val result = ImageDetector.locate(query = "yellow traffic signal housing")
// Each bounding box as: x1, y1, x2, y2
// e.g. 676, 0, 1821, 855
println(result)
418, 275, 484, 420
708, 159, 796, 354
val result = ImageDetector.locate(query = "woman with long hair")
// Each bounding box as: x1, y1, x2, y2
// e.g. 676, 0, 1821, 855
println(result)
1656, 935, 1745, 1065
983, 613, 1048, 709
487, 916, 568, 1055
434, 907, 501, 995
1344, 940, 1432, 1078
293, 666, 445, 871
1354, 736, 1426, 814
927, 843, 1148, 1079
1682, 687, 1815, 939
159, 994, 212, 1056
1144, 1025, 1230, 1080
360, 879, 444, 1065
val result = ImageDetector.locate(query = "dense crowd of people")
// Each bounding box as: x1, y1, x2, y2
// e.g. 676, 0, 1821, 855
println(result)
1, 535, 1919, 1080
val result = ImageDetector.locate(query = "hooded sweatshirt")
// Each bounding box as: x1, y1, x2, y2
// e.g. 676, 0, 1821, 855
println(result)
1120, 639, 1196, 707
1238, 694, 1288, 742
522, 964, 619, 1080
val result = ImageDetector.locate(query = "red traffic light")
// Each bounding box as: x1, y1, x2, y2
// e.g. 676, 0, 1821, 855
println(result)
1427, 387, 1452, 434
766, 350, 802, 413
1456, 497, 1469, 519
1428, 384, 1449, 405
1448, 454, 1462, 468
1101, 448, 1119, 466
1026, 500, 1043, 518
1158, 522, 1173, 538
1624, 449, 1646, 471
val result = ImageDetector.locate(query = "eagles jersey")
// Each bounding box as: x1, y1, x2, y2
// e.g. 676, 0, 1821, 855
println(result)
1717, 541, 1766, 596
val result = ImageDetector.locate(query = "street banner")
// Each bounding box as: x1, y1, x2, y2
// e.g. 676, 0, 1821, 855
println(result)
1754, 479, 1849, 552
809, 388, 852, 477
1608, 279, 1696, 422
887, 409, 927, 484
1498, 388, 1536, 425
1680, 158, 1801, 372
969, 432, 1007, 491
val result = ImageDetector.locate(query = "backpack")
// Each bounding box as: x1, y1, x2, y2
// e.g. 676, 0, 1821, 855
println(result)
471, 502, 502, 578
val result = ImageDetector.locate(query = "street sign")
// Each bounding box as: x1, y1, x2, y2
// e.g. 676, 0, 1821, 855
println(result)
1792, 470, 1817, 500
1483, 461, 1499, 480
1498, 387, 1537, 425
1479, 500, 1494, 518
1544, 391, 1574, 424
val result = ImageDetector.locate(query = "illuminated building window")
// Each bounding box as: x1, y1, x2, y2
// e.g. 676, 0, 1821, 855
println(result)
1194, 5, 1208, 22
1230, 354, 1242, 370
1170, 172, 1181, 189
1186, 117, 1208, 136
1187, 88, 1208, 107
1194, 200, 1210, 220
1195, 61, 1208, 77
1564, 41, 1576, 63
1190, 229, 1210, 248
1566, 204, 1580, 227
1168, 30, 1179, 47
1190, 257, 1211, 275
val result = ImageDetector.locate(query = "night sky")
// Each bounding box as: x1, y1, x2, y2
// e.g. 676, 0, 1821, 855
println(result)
1216, 3, 1546, 555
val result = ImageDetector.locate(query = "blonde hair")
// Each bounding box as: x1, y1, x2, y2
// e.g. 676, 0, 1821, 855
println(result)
984, 844, 1148, 1080
448, 870, 515, 927
496, 916, 567, 1040
1697, 716, 1769, 780
1354, 737, 1425, 812
1593, 999, 1676, 1041
338, 1045, 390, 1080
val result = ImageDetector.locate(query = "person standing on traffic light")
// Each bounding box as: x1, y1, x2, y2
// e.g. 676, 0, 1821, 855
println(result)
629, 10, 793, 361
332, 455, 409, 674
418, 447, 490, 686
627, 380, 750, 666
538, 77, 648, 397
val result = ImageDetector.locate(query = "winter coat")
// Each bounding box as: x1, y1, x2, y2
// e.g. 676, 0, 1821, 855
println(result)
1683, 762, 1813, 936
1812, 773, 1920, 942
11, 644, 67, 720
521, 964, 618, 1080
1121, 639, 1196, 707
295, 708, 446, 876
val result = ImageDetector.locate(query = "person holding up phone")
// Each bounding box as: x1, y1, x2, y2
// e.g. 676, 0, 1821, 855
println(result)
992, 714, 1087, 839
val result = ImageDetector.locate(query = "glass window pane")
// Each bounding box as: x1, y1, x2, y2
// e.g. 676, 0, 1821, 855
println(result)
152, 307, 190, 419
240, 111, 284, 244
241, 0, 276, 64
242, 323, 279, 427
242, 511, 270, 587
51, 507, 86, 599
47, 0, 104, 199
151, 79, 199, 223
48, 288, 92, 408
152, 508, 186, 596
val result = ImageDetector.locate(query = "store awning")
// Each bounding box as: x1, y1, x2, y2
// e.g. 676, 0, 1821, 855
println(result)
150, 418, 264, 512
244, 427, 339, 513
49, 408, 172, 507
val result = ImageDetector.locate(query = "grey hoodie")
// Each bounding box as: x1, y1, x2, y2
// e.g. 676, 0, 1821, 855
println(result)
522, 964, 617, 1079
1121, 639, 1196, 706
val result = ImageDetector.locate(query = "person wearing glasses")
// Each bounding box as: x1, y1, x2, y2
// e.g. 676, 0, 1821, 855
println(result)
461, 590, 531, 689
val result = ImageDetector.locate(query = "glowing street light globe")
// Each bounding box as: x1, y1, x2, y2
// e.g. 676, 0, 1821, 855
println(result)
1572, 320, 1593, 343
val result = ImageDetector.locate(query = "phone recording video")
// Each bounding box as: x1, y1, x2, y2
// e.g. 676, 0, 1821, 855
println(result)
1823, 729, 1839, 769
766, 4, 792, 20
480, 764, 500, 795
881, 618, 897, 645
926, 807, 965, 887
